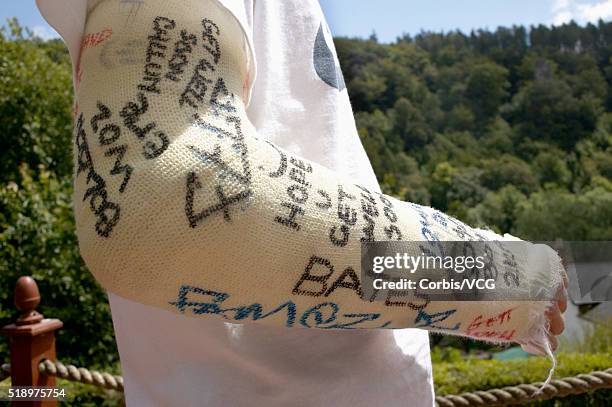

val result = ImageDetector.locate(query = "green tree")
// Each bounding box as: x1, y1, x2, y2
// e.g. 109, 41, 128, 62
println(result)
467, 186, 527, 234
0, 19, 73, 183
533, 150, 572, 187
481, 155, 539, 194
503, 78, 602, 150
390, 97, 432, 147
514, 188, 612, 240
465, 61, 509, 124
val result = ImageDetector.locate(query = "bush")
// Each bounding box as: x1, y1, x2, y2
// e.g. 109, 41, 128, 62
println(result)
0, 164, 118, 367
0, 19, 74, 184
434, 352, 612, 406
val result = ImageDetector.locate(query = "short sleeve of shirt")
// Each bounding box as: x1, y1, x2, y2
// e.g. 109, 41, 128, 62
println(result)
36, 0, 87, 84
36, 0, 257, 104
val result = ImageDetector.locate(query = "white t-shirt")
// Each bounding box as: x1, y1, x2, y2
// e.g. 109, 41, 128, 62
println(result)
36, 1, 435, 406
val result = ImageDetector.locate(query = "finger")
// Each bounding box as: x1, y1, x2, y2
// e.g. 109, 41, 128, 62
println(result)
558, 297, 567, 314
520, 342, 545, 356
557, 288, 567, 313
546, 306, 565, 336
520, 337, 558, 356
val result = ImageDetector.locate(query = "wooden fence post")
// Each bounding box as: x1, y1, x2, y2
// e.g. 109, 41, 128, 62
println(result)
1, 276, 63, 407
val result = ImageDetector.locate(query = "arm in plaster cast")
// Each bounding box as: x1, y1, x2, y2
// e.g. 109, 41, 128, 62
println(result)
72, 0, 566, 351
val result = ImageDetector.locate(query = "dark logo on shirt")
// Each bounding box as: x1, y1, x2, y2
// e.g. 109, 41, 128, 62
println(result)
313, 24, 346, 91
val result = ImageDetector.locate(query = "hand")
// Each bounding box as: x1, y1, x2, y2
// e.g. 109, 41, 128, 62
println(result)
519, 268, 568, 355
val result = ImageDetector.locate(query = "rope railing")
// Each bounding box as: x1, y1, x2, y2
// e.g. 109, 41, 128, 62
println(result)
435, 368, 612, 407
38, 359, 124, 392
0, 360, 124, 391
2, 360, 612, 406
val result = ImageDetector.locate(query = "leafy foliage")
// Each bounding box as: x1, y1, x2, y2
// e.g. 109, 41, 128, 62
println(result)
0, 19, 73, 184
337, 21, 612, 239
0, 164, 118, 367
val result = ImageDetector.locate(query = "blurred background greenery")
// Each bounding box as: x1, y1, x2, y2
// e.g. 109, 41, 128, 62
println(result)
0, 17, 610, 405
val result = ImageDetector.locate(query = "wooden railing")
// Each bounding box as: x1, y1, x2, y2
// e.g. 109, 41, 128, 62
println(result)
1, 276, 62, 406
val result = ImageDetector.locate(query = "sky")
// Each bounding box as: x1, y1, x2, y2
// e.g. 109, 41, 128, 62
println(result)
2, 0, 612, 43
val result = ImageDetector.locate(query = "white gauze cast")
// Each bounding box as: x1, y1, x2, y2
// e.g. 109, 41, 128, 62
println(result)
74, 0, 565, 357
